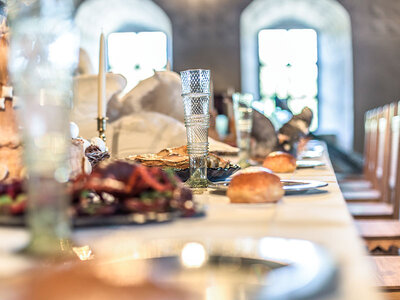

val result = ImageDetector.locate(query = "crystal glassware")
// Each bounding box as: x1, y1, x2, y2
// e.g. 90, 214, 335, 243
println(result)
8, 0, 79, 257
181, 69, 210, 189
233, 93, 254, 168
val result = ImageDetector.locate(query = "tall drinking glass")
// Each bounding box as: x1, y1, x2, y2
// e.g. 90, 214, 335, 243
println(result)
233, 93, 254, 168
181, 69, 210, 189
8, 0, 79, 257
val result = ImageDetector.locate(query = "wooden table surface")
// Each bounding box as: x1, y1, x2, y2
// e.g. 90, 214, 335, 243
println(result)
0, 143, 383, 299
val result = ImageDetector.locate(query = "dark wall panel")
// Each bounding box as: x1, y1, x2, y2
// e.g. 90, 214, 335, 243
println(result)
153, 0, 252, 95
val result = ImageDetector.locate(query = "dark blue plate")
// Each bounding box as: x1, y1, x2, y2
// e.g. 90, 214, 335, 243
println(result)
174, 165, 241, 182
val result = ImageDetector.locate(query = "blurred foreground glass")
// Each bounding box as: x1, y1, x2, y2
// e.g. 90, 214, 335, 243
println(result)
8, 0, 79, 256
233, 93, 254, 168
180, 69, 210, 189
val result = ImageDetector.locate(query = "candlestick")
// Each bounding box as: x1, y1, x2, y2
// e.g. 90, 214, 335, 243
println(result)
98, 31, 106, 119
97, 116, 107, 142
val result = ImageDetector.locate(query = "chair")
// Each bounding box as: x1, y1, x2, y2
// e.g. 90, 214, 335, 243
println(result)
343, 103, 400, 293
339, 109, 374, 190
347, 104, 397, 218
354, 103, 400, 247
340, 108, 380, 198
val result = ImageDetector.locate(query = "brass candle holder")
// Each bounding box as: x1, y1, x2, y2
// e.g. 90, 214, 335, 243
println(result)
97, 117, 107, 142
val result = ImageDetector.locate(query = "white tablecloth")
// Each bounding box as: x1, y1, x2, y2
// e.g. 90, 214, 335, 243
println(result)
0, 145, 382, 300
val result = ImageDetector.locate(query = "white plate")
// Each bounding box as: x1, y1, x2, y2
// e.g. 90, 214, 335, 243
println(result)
281, 179, 328, 194
298, 150, 323, 159
210, 179, 328, 195
296, 160, 326, 169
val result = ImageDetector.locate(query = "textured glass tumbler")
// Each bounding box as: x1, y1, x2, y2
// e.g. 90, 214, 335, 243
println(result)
233, 93, 254, 168
181, 69, 210, 188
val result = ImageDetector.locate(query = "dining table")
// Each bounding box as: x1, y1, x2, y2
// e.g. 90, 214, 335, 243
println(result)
0, 142, 383, 300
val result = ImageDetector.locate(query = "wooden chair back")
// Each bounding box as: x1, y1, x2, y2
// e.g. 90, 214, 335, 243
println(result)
391, 102, 400, 219
355, 101, 400, 218
377, 104, 395, 204
367, 108, 380, 186
376, 108, 386, 182
363, 110, 373, 179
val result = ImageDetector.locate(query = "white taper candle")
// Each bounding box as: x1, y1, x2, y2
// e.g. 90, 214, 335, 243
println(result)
98, 31, 106, 118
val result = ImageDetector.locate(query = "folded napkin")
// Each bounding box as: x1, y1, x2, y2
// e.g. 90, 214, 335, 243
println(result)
114, 70, 184, 123
75, 111, 238, 158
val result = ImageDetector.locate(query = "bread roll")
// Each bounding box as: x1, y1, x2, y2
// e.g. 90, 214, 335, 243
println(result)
262, 151, 296, 173
227, 170, 284, 203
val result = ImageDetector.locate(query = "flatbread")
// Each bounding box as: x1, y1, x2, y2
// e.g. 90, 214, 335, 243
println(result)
128, 145, 231, 169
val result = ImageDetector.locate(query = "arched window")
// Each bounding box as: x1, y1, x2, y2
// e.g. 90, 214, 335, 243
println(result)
259, 28, 319, 131
241, 0, 353, 150
75, 0, 172, 90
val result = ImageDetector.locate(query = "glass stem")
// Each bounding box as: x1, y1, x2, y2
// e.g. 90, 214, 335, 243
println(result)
188, 154, 208, 188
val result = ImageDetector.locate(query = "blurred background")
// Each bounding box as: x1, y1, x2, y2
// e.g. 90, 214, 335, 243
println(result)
73, 0, 400, 155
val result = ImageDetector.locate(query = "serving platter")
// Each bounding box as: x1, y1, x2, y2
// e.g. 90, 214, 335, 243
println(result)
93, 237, 338, 299
296, 160, 326, 169
129, 238, 338, 299
0, 205, 206, 228
2, 237, 338, 300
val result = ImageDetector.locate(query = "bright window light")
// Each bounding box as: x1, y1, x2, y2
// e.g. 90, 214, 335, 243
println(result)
258, 28, 318, 131
108, 31, 168, 92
